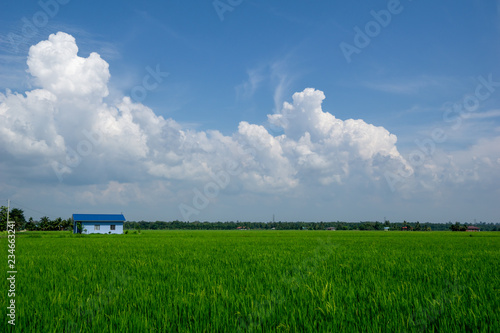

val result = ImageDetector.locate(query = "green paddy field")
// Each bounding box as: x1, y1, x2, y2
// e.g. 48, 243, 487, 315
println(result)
1, 230, 499, 332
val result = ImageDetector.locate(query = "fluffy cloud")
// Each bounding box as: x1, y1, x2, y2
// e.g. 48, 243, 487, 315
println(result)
268, 88, 411, 186
0, 32, 409, 196
0, 88, 64, 159
2, 32, 496, 221
27, 32, 110, 99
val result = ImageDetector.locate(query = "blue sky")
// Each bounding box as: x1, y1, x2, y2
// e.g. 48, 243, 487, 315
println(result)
0, 0, 499, 223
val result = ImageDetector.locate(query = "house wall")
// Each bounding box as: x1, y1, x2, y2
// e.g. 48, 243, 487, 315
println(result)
80, 222, 124, 234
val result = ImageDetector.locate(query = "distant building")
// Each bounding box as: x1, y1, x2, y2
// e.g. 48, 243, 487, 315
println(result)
326, 227, 336, 231
402, 226, 408, 231
466, 226, 480, 232
73, 214, 125, 234
384, 227, 390, 231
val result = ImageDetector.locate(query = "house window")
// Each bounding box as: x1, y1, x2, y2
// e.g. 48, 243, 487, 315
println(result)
110, 225, 116, 230
95, 225, 100, 231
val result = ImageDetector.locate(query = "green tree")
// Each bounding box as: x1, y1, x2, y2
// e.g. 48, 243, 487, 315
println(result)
415, 221, 421, 231
39, 216, 50, 231
63, 218, 73, 231
25, 217, 38, 231
0, 206, 7, 231
76, 220, 83, 233
450, 222, 461, 231
53, 217, 63, 230
0, 206, 26, 231
10, 208, 26, 230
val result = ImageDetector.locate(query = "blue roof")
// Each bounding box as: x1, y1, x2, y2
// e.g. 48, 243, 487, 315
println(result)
73, 214, 126, 222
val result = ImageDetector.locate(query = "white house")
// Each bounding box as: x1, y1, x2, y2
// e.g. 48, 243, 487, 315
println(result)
73, 214, 125, 234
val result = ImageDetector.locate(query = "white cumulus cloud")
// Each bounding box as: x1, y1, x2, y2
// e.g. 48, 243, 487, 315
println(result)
6, 32, 497, 221
0, 32, 410, 195
27, 32, 110, 99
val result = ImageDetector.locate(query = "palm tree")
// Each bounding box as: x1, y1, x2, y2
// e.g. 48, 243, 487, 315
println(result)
53, 217, 63, 231
39, 216, 50, 231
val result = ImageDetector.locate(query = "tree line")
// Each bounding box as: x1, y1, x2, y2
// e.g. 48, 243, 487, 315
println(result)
1, 205, 499, 232
0, 206, 72, 231
124, 220, 500, 231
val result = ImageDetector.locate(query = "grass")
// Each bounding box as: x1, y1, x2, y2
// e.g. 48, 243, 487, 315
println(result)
1, 230, 499, 332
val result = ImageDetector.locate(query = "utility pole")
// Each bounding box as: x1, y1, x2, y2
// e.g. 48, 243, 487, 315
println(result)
7, 199, 10, 224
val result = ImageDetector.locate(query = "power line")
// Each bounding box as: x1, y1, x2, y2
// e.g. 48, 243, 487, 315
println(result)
8, 199, 59, 220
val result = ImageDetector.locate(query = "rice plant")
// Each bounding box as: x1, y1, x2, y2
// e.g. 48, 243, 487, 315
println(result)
1, 231, 499, 332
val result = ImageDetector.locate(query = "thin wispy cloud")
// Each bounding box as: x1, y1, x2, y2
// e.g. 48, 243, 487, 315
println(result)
135, 10, 199, 52
363, 76, 457, 95
270, 59, 299, 114
235, 68, 265, 99
234, 58, 298, 114
462, 109, 500, 120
